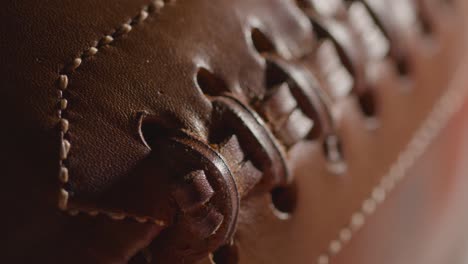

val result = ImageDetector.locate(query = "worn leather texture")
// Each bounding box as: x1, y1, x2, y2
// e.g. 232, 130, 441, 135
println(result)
1, 0, 468, 263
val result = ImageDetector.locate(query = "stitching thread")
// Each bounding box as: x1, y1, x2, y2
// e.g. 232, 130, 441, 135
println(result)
56, 0, 169, 226
53, 0, 467, 253
316, 67, 468, 264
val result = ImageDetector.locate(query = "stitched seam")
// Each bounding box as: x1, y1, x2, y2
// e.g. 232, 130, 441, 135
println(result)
56, 0, 169, 226
316, 69, 468, 263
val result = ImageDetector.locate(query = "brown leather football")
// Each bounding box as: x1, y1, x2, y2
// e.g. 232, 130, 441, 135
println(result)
2, 0, 468, 263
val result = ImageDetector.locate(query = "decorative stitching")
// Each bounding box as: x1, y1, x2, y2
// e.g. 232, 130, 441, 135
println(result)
316, 68, 468, 264
52, 0, 466, 255
56, 0, 170, 226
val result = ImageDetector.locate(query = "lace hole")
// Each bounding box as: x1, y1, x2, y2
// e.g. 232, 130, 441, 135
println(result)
264, 60, 290, 90
196, 67, 229, 97
271, 183, 297, 216
139, 117, 170, 148
358, 89, 377, 117
212, 243, 239, 264
251, 27, 276, 55
396, 56, 411, 76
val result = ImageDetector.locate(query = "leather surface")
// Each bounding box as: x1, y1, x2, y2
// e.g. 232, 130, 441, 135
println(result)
1, 0, 467, 263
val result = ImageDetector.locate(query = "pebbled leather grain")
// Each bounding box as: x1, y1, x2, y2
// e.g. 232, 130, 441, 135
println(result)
1, 0, 468, 263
